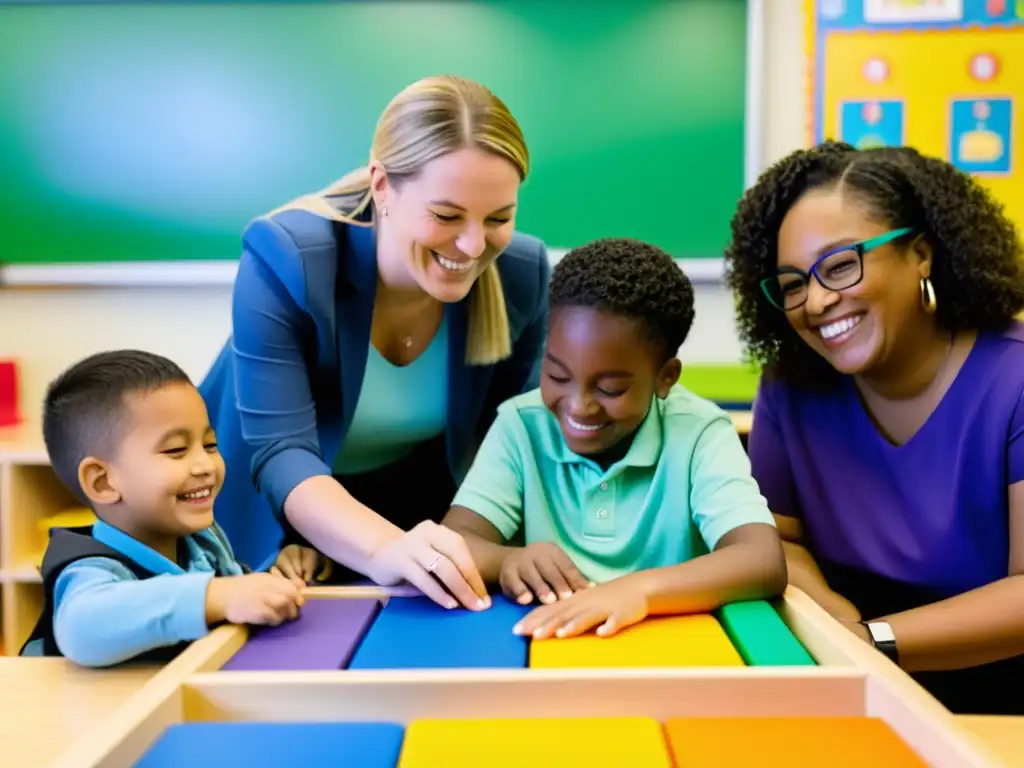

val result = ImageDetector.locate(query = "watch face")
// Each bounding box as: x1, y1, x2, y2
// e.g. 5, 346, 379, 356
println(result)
868, 622, 896, 644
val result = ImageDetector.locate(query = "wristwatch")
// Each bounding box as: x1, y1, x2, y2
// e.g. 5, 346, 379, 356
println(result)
862, 621, 899, 665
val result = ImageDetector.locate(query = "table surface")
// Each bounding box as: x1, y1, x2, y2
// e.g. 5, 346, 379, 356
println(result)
0, 657, 159, 767
957, 716, 1024, 767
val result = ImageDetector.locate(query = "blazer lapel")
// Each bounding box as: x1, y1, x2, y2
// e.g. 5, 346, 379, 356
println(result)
336, 223, 377, 439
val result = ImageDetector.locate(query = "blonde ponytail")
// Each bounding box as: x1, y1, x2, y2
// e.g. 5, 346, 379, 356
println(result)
466, 264, 511, 364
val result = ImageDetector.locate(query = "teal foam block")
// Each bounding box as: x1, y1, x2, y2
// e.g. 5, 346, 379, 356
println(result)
716, 600, 816, 666
349, 594, 532, 669
135, 722, 405, 767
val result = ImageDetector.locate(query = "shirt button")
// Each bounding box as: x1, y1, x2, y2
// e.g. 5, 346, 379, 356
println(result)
599, 482, 608, 491
595, 508, 608, 519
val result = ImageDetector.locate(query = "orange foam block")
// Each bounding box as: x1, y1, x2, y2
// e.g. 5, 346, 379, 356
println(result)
529, 614, 744, 668
665, 717, 927, 767
398, 717, 672, 767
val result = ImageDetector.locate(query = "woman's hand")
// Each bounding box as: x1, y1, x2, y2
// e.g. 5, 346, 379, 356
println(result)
366, 520, 491, 611
513, 578, 648, 639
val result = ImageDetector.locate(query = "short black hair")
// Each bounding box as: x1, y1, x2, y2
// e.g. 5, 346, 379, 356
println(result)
549, 237, 695, 362
42, 350, 192, 498
724, 141, 1024, 388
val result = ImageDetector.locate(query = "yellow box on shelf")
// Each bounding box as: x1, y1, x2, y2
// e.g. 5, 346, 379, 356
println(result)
34, 507, 96, 565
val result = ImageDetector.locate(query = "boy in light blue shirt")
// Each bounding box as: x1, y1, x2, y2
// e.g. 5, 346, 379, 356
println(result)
20, 350, 310, 666
443, 238, 786, 640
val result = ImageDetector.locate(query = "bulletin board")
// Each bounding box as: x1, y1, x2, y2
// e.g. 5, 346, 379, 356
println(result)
805, 0, 1023, 232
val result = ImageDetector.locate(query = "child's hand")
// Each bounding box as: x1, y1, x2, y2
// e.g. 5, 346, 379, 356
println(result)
270, 544, 330, 588
499, 542, 591, 605
512, 578, 648, 640
205, 573, 304, 627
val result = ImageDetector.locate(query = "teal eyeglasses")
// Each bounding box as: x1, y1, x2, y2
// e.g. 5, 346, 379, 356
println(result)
760, 228, 914, 311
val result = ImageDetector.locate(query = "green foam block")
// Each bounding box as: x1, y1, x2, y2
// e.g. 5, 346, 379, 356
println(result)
716, 600, 816, 666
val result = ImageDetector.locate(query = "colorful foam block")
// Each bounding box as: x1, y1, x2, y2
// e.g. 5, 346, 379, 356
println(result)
664, 717, 927, 767
529, 614, 744, 668
398, 717, 673, 767
716, 600, 816, 666
348, 595, 532, 669
135, 722, 405, 767
221, 598, 381, 671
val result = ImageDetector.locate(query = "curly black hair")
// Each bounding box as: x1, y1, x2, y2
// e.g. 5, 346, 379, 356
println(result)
549, 237, 695, 362
724, 140, 1024, 388
43, 350, 192, 500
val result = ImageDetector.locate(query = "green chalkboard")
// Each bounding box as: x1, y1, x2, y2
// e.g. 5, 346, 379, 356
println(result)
0, 1, 748, 264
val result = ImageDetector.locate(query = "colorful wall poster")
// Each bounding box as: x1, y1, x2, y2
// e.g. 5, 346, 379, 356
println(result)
806, 0, 1023, 232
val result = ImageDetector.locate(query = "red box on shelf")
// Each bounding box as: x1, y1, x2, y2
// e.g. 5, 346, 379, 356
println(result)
0, 360, 20, 427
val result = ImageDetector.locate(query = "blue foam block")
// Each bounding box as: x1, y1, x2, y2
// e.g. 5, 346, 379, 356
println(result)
135, 722, 404, 767
348, 594, 532, 669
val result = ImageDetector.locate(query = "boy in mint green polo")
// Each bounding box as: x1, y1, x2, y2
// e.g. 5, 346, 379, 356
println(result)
443, 238, 786, 640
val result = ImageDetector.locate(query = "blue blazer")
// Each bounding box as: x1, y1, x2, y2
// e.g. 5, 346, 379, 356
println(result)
199, 210, 550, 565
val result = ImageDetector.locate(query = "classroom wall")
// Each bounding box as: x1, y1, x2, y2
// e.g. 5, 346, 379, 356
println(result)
0, 0, 806, 425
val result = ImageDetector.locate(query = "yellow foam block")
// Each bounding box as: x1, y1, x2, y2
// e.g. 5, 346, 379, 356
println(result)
398, 717, 672, 767
529, 614, 744, 668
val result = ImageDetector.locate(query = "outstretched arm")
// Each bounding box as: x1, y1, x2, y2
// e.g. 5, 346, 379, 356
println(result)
854, 480, 1024, 672
52, 559, 213, 667
231, 225, 484, 610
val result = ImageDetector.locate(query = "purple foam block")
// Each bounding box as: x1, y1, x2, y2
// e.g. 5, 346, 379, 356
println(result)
221, 598, 381, 671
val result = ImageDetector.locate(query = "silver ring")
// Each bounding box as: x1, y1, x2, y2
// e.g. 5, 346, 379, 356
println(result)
426, 555, 442, 572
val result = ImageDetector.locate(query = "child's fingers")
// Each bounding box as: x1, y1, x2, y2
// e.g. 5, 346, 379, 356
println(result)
552, 550, 591, 593
518, 560, 556, 604
534, 557, 573, 600
273, 557, 299, 581
300, 547, 318, 581
556, 607, 606, 639
500, 569, 533, 605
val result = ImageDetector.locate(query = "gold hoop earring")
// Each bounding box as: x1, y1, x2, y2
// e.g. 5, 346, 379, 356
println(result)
920, 277, 937, 314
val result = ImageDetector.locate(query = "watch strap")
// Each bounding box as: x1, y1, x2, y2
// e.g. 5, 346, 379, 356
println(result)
862, 621, 899, 665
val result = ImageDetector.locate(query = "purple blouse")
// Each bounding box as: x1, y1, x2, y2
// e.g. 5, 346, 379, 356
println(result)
750, 322, 1024, 596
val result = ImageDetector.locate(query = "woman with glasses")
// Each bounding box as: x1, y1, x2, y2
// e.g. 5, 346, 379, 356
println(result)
723, 141, 1024, 715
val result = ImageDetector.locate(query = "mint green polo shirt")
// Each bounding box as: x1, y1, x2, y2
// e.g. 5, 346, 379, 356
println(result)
451, 384, 774, 584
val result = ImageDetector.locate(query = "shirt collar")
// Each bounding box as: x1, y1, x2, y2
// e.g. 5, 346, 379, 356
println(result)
547, 396, 664, 470
91, 519, 186, 576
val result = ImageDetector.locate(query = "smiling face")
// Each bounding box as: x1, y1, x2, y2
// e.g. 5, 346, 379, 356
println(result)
541, 306, 680, 458
776, 186, 932, 376
371, 146, 521, 302
81, 382, 225, 550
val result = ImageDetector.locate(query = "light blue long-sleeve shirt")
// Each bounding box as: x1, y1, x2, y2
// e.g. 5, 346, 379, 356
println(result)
25, 519, 244, 667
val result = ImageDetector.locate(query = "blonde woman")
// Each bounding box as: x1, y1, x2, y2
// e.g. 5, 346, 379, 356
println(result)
200, 76, 550, 611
